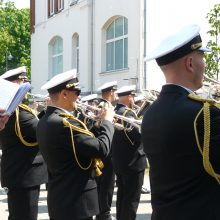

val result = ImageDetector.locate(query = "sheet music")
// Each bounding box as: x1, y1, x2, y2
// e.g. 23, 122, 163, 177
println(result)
0, 79, 31, 115
0, 79, 19, 112
7, 82, 31, 115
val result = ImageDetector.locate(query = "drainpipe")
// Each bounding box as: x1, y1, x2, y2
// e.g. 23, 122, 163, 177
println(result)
90, 0, 94, 93
143, 0, 147, 89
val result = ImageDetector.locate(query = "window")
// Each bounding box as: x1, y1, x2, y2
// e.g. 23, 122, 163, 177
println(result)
48, 0, 64, 17
106, 17, 128, 71
70, 0, 78, 6
49, 37, 63, 78
49, 0, 54, 16
58, 0, 63, 11
72, 34, 79, 74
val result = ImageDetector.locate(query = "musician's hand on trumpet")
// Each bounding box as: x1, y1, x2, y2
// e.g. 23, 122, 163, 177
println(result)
77, 101, 142, 132
97, 101, 115, 123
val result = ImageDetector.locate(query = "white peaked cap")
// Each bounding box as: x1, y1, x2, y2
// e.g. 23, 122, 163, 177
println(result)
115, 85, 136, 96
41, 69, 78, 91
0, 66, 27, 80
81, 94, 98, 102
144, 24, 211, 66
98, 81, 117, 92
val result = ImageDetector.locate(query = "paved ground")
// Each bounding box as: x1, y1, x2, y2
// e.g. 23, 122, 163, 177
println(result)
0, 173, 152, 220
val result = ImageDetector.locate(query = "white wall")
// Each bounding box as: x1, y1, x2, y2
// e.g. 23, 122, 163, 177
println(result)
31, 0, 145, 94
94, 0, 144, 91
31, 0, 219, 94
32, 0, 91, 94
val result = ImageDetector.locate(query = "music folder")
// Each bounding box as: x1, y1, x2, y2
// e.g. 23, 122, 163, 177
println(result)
0, 78, 31, 116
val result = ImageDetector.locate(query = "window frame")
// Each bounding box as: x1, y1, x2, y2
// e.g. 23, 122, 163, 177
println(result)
105, 17, 128, 72
49, 0, 55, 16
58, 0, 63, 11
49, 36, 63, 78
70, 0, 78, 6
72, 34, 80, 74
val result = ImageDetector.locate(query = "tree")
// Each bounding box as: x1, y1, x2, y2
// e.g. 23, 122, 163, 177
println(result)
205, 4, 220, 80
0, 1, 30, 77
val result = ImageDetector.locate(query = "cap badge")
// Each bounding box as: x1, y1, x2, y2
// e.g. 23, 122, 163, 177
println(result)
191, 42, 202, 50
66, 83, 78, 89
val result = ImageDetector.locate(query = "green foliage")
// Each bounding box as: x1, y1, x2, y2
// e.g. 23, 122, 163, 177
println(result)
205, 3, 220, 80
0, 1, 30, 77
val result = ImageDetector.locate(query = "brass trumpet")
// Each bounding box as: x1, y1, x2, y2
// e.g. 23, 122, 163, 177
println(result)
77, 102, 142, 132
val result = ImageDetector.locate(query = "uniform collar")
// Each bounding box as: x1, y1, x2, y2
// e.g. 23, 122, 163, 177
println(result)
46, 105, 72, 115
161, 84, 192, 95
165, 83, 193, 93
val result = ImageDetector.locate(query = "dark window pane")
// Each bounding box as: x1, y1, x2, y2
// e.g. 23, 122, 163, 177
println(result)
106, 42, 114, 71
124, 38, 128, 68
124, 17, 128, 35
115, 17, 123, 38
115, 39, 123, 70
106, 22, 114, 40
52, 55, 63, 76
76, 36, 79, 47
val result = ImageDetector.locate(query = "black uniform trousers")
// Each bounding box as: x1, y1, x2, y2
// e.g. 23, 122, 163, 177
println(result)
50, 218, 93, 220
96, 158, 115, 220
115, 170, 144, 220
7, 185, 40, 220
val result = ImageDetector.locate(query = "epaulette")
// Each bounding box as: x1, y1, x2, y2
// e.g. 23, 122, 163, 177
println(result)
188, 93, 220, 107
59, 112, 104, 176
15, 105, 38, 147
19, 104, 39, 119
188, 93, 220, 184
60, 112, 94, 137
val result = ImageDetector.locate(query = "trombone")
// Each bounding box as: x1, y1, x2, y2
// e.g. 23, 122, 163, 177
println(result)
77, 102, 142, 132
201, 75, 220, 102
27, 92, 49, 99
204, 75, 220, 85
136, 90, 158, 118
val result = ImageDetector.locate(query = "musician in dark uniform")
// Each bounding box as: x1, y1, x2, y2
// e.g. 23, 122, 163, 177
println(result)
75, 93, 99, 130
0, 66, 48, 220
0, 110, 9, 181
134, 95, 151, 194
0, 109, 9, 131
95, 81, 118, 220
112, 85, 147, 220
36, 69, 115, 220
142, 24, 220, 220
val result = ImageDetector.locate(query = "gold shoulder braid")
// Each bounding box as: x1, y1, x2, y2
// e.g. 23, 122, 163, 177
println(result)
60, 112, 104, 176
122, 107, 137, 146
188, 93, 220, 184
15, 104, 38, 147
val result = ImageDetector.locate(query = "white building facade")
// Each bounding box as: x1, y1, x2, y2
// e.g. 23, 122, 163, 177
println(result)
31, 0, 149, 95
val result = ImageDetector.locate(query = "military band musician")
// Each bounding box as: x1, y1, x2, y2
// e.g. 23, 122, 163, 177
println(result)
0, 66, 48, 220
112, 85, 147, 220
36, 69, 115, 220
